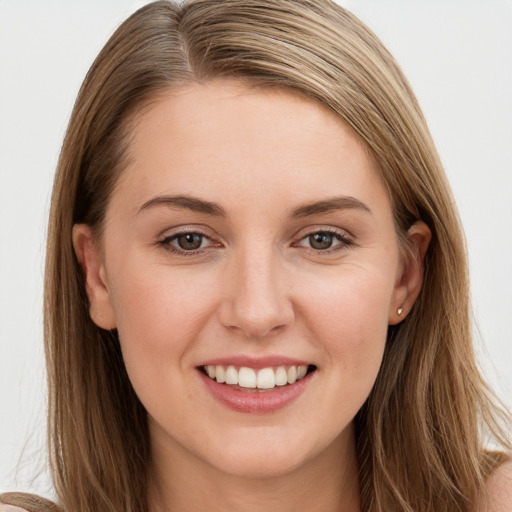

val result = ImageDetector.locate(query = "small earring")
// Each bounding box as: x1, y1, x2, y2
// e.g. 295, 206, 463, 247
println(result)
96, 310, 103, 317
397, 307, 404, 316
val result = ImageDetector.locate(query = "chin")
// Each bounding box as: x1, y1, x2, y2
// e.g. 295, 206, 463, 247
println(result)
210, 450, 308, 479
198, 427, 332, 480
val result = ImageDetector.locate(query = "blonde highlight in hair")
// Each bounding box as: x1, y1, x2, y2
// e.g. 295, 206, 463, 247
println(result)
29, 1, 511, 511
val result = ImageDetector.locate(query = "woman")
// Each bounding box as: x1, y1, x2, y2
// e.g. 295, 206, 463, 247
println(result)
1, 0, 510, 511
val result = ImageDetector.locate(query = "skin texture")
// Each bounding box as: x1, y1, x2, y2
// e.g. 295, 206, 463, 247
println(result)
476, 462, 512, 512
73, 80, 431, 512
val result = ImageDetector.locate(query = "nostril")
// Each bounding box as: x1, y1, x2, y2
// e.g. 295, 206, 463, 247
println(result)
225, 322, 289, 340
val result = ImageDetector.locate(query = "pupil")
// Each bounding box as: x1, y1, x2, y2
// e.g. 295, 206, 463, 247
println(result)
178, 233, 202, 250
310, 233, 333, 250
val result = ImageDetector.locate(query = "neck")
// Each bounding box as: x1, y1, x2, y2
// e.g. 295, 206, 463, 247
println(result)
148, 424, 361, 512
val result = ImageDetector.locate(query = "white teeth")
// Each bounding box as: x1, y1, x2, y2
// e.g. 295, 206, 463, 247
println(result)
297, 365, 307, 379
257, 368, 275, 389
225, 365, 238, 385
238, 367, 257, 388
287, 366, 298, 384
204, 364, 311, 389
275, 366, 288, 386
216, 365, 226, 383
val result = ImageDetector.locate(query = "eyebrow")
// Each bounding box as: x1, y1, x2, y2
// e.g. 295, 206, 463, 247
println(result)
138, 194, 371, 218
290, 196, 371, 218
138, 195, 226, 216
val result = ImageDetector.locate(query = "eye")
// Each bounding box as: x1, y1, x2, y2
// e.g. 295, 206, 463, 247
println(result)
174, 233, 206, 251
308, 232, 337, 250
296, 229, 353, 252
159, 230, 219, 255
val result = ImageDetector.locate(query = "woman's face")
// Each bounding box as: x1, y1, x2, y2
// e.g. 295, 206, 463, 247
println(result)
75, 80, 426, 479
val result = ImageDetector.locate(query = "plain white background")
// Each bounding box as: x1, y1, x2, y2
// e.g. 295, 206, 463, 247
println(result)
1, 0, 511, 495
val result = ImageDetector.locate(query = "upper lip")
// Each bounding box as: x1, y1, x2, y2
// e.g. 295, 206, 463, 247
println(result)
197, 355, 313, 369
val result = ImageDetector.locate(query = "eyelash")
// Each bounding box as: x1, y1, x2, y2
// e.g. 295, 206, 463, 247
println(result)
158, 229, 218, 256
158, 228, 354, 256
295, 228, 354, 253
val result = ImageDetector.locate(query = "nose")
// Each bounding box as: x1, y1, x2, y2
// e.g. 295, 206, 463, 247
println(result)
218, 246, 294, 338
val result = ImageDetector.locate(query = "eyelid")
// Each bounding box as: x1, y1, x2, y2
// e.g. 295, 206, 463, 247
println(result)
292, 226, 355, 253
293, 224, 352, 240
157, 225, 223, 255
157, 223, 217, 240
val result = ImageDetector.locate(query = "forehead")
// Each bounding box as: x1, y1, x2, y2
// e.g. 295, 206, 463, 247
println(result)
111, 79, 390, 218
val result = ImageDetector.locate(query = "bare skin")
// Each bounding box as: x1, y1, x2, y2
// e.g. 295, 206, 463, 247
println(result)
74, 79, 431, 511
476, 461, 512, 512
148, 422, 360, 512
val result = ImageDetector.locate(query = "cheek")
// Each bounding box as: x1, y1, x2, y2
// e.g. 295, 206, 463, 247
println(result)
306, 262, 392, 325
107, 263, 223, 422
108, 261, 218, 377
299, 262, 394, 378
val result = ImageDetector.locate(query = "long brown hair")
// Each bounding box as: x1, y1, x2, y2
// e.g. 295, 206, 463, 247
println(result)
5, 1, 511, 511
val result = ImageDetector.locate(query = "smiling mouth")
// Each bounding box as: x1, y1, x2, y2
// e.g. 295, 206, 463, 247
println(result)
201, 364, 317, 391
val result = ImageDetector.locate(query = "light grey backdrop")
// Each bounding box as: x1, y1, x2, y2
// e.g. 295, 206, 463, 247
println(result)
1, 0, 511, 495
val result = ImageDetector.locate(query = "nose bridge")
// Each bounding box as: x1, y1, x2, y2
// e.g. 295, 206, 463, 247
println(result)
220, 240, 294, 338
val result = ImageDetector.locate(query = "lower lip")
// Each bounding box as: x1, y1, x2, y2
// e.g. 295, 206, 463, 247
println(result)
199, 370, 314, 413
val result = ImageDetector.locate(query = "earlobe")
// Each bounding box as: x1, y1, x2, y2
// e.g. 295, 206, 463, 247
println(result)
389, 220, 431, 325
72, 224, 117, 330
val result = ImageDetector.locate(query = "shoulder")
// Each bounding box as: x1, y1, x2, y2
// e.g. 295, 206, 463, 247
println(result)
0, 493, 61, 512
476, 461, 512, 512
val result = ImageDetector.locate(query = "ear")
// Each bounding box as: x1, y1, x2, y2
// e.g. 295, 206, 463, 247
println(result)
72, 224, 117, 330
389, 220, 431, 325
